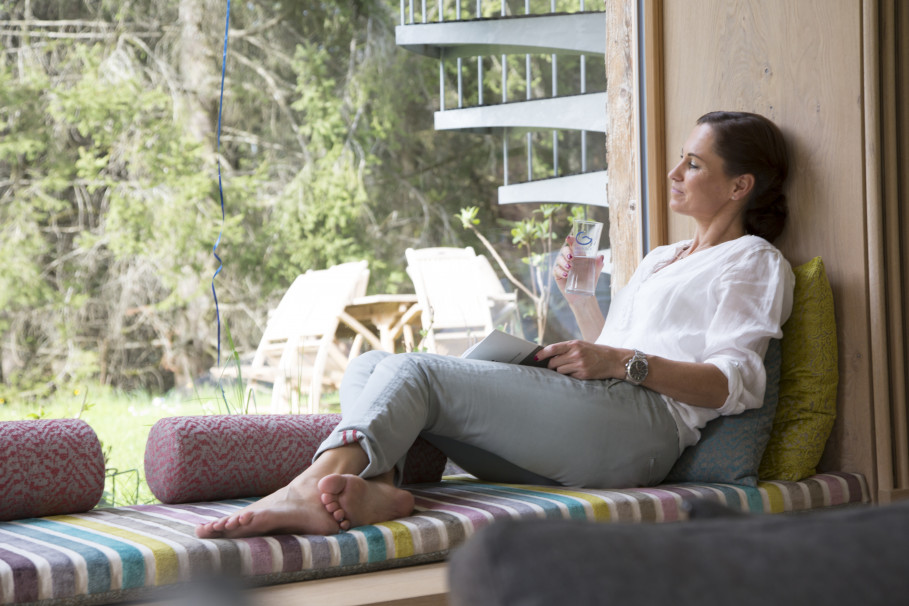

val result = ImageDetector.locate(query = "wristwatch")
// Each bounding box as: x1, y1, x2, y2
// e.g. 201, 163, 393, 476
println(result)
625, 349, 649, 385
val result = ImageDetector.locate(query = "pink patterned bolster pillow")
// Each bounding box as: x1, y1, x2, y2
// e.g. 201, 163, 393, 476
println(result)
0, 419, 106, 521
145, 414, 448, 504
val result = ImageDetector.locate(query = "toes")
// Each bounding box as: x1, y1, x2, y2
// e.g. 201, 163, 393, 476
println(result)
318, 473, 346, 496
210, 517, 229, 531
195, 523, 219, 538
222, 515, 242, 531
237, 511, 255, 526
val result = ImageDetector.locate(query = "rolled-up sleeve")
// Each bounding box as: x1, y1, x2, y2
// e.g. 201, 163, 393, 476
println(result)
705, 249, 794, 416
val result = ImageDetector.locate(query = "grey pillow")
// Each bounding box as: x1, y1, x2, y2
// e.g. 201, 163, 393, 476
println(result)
449, 500, 909, 606
665, 338, 781, 486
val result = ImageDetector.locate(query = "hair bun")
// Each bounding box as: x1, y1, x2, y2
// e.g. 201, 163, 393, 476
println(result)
745, 191, 788, 242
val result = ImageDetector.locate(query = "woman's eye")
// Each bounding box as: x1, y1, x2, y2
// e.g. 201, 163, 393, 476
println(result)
687, 161, 698, 169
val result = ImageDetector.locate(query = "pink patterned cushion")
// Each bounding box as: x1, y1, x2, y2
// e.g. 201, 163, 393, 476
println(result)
144, 414, 448, 504
0, 419, 105, 521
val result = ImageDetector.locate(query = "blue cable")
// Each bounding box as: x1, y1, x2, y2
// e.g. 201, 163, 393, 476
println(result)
212, 0, 231, 366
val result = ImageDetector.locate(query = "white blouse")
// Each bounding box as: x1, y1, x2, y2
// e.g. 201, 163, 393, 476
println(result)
596, 235, 795, 450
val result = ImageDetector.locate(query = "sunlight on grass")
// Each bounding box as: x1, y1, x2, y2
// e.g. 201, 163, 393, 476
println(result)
0, 382, 341, 506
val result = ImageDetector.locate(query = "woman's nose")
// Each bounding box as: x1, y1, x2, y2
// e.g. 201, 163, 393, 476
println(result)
668, 160, 682, 181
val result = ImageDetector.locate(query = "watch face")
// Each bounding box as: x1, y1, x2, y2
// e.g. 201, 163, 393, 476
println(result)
628, 359, 648, 382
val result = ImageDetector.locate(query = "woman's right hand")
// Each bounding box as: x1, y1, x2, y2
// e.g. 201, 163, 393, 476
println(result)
553, 236, 605, 304
553, 235, 608, 342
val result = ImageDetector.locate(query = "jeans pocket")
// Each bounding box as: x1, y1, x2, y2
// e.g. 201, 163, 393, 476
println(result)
604, 378, 623, 390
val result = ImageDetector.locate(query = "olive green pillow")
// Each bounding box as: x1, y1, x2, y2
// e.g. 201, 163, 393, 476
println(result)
758, 257, 838, 481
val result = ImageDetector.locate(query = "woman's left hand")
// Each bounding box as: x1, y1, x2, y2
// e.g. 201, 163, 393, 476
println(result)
536, 340, 626, 380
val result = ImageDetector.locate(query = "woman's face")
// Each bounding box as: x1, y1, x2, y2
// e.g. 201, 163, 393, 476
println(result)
667, 124, 743, 223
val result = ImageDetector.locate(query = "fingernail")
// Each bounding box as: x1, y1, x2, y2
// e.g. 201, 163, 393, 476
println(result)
568, 254, 573, 259
533, 355, 539, 361
563, 272, 568, 277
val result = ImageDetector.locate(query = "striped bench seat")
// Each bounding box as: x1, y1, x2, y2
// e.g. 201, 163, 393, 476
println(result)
0, 471, 868, 605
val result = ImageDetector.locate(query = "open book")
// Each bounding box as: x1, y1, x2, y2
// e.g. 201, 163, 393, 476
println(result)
460, 329, 549, 368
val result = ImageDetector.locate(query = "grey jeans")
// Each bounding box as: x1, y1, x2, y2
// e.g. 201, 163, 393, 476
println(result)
315, 351, 680, 488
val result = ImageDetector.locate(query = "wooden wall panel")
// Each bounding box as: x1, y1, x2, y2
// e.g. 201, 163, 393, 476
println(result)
657, 0, 876, 484
870, 0, 909, 502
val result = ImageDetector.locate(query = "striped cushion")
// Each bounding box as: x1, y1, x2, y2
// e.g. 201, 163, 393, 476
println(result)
0, 472, 867, 605
144, 414, 448, 503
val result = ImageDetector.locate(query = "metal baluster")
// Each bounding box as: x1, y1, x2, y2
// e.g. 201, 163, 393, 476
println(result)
581, 54, 587, 172
525, 55, 530, 101
552, 55, 557, 96
477, 0, 483, 106
525, 0, 531, 180
503, 129, 509, 186
525, 0, 531, 103
458, 57, 463, 108
552, 52, 557, 177
500, 0, 506, 105
400, 0, 405, 25
478, 57, 483, 106
422, 0, 426, 22
527, 132, 532, 181
439, 0, 445, 112
553, 131, 559, 177
439, 60, 445, 111
552, 0, 558, 177
502, 54, 507, 103
581, 0, 587, 222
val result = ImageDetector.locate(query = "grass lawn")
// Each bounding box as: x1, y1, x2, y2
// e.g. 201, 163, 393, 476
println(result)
0, 382, 340, 507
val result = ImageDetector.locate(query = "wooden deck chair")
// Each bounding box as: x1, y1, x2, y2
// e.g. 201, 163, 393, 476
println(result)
405, 247, 521, 355
474, 254, 525, 338
231, 261, 369, 413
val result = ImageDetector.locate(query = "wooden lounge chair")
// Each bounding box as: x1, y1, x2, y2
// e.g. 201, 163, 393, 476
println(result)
216, 260, 369, 413
405, 247, 522, 355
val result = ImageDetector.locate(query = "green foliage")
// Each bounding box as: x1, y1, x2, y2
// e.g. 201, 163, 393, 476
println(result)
458, 204, 575, 342
0, 0, 505, 396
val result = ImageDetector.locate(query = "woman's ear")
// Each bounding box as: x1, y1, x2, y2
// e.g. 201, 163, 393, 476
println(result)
731, 173, 755, 201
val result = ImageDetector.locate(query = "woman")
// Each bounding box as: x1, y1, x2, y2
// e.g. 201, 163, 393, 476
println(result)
196, 111, 794, 539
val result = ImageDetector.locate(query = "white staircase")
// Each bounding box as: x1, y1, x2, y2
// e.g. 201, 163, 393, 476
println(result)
395, 2, 607, 207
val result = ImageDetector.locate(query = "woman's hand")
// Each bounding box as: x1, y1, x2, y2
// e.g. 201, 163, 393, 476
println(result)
552, 236, 608, 342
536, 340, 626, 381
538, 341, 731, 409
553, 236, 606, 301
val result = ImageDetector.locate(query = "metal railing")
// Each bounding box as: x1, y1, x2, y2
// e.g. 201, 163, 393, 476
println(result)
400, 0, 589, 25
399, 0, 599, 188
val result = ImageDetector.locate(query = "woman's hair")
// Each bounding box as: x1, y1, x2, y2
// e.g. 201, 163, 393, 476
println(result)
697, 111, 790, 242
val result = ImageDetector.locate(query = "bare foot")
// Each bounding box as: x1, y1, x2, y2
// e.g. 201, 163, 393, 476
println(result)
318, 474, 414, 531
195, 479, 340, 539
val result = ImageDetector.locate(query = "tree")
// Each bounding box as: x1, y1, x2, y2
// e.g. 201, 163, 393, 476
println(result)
0, 0, 504, 395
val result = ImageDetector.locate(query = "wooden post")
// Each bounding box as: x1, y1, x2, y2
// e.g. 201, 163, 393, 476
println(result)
605, 0, 641, 291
